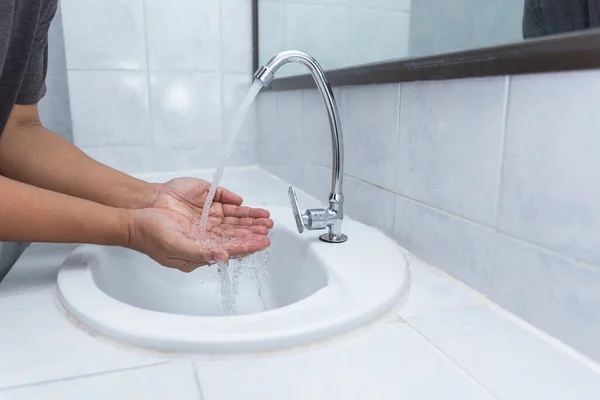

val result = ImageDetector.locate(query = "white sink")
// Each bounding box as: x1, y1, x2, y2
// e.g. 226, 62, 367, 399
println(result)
56, 169, 410, 353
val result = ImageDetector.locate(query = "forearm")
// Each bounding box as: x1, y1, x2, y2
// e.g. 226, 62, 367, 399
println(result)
0, 123, 158, 209
0, 174, 132, 246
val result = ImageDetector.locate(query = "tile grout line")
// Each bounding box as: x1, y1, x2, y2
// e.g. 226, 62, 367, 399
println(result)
491, 76, 511, 229
140, 0, 156, 170
191, 363, 205, 400
403, 312, 503, 400
0, 361, 171, 393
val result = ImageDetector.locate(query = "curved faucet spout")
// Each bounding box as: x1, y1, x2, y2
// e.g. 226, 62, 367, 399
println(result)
254, 50, 347, 243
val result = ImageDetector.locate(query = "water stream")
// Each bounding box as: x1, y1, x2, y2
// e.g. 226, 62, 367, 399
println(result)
198, 79, 264, 231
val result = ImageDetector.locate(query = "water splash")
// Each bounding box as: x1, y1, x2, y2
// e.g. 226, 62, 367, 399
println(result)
198, 79, 264, 231
217, 263, 233, 315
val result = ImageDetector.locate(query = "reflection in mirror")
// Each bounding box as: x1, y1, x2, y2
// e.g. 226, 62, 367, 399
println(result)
257, 0, 600, 77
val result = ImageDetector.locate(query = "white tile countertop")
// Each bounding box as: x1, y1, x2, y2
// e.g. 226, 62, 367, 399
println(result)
1, 168, 600, 399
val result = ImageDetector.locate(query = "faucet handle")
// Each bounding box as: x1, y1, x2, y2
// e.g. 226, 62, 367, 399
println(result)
288, 186, 306, 233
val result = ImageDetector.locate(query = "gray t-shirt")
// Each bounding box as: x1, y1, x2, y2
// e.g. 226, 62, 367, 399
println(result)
0, 0, 58, 134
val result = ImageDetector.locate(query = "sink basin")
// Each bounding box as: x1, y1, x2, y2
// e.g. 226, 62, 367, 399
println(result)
57, 202, 409, 353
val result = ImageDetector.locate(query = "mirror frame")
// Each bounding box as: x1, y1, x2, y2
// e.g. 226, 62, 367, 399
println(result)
252, 0, 600, 91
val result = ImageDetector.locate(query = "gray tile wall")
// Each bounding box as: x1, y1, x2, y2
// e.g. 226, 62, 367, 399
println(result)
60, 0, 256, 174
256, 69, 600, 362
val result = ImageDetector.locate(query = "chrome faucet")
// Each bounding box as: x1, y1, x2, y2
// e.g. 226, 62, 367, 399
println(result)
253, 50, 348, 243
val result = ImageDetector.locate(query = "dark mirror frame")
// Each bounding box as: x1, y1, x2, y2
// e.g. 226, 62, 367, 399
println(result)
252, 0, 600, 91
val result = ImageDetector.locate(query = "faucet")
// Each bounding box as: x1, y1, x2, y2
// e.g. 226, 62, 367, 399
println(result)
253, 50, 348, 243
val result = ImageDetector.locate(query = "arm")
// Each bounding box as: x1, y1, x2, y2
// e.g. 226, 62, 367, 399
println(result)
0, 174, 131, 246
0, 105, 158, 209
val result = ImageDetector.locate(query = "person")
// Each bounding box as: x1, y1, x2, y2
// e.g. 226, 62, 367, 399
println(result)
523, 0, 600, 38
0, 0, 273, 280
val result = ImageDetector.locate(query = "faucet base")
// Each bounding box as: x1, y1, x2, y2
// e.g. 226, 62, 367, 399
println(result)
319, 233, 348, 244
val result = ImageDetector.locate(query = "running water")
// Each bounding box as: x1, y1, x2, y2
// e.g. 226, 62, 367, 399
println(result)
198, 79, 264, 231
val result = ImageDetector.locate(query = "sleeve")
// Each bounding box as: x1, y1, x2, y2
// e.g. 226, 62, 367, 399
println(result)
522, 0, 547, 39
15, 0, 58, 105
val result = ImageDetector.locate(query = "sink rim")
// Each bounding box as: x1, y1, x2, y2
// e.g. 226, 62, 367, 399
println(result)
56, 206, 410, 354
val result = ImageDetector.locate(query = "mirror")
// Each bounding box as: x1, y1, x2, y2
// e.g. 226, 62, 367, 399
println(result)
257, 0, 600, 77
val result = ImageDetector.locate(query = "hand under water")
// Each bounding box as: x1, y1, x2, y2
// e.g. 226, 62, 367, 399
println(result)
130, 177, 274, 273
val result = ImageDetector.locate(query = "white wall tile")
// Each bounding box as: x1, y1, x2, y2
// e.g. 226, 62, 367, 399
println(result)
409, 306, 600, 400
397, 77, 507, 225
276, 90, 304, 156
0, 291, 164, 389
152, 143, 220, 172
350, 9, 410, 65
351, 0, 411, 11
195, 323, 494, 400
222, 73, 258, 143
82, 146, 153, 175
0, 363, 200, 400
150, 72, 222, 145
394, 195, 494, 292
68, 71, 151, 147
497, 70, 600, 266
257, 91, 279, 147
341, 83, 400, 191
258, 146, 303, 188
302, 88, 341, 167
145, 0, 220, 72
344, 176, 396, 236
491, 233, 600, 362
221, 0, 253, 74
300, 161, 331, 206
61, 0, 146, 70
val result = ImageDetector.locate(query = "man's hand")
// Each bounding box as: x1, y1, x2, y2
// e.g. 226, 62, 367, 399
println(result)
128, 207, 271, 273
147, 177, 274, 236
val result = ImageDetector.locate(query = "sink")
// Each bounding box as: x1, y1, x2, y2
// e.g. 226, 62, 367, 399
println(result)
56, 175, 409, 354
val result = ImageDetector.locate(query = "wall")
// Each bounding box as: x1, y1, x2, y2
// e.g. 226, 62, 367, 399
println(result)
408, 0, 524, 58
256, 68, 600, 362
60, 0, 256, 175
0, 2, 72, 281
259, 0, 411, 77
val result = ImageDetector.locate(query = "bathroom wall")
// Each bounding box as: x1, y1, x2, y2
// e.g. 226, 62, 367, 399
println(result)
256, 68, 600, 362
259, 0, 411, 77
0, 2, 72, 281
59, 0, 256, 175
408, 0, 524, 57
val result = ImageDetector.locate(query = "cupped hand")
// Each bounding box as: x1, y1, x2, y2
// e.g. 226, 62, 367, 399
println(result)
129, 207, 271, 273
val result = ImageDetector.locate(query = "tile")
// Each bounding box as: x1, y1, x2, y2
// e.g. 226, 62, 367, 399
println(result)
153, 143, 221, 172
341, 83, 400, 191
275, 90, 303, 156
286, 4, 351, 71
258, 146, 303, 189
497, 70, 600, 266
257, 91, 278, 147
0, 244, 77, 298
227, 142, 258, 167
222, 74, 258, 143
0, 291, 164, 389
150, 72, 222, 145
46, 4, 67, 79
301, 88, 342, 168
195, 323, 494, 400
82, 146, 153, 175
491, 233, 600, 362
61, 0, 146, 70
221, 0, 253, 74
409, 306, 600, 400
0, 363, 199, 399
38, 77, 73, 142
145, 0, 220, 72
68, 71, 151, 147
300, 161, 331, 207
257, 2, 286, 67
400, 257, 486, 319
351, 0, 411, 10
394, 195, 494, 293
344, 176, 396, 235
397, 77, 507, 225
350, 9, 410, 65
